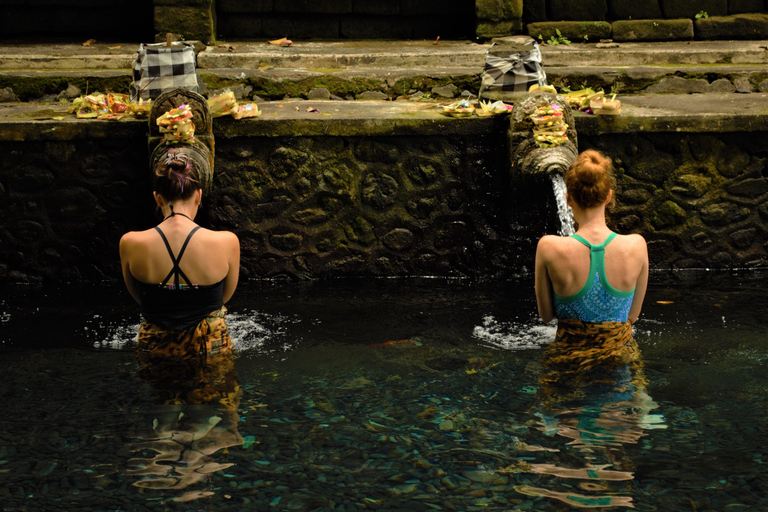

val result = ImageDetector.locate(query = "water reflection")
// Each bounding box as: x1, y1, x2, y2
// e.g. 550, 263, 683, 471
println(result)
125, 312, 244, 502
520, 319, 666, 508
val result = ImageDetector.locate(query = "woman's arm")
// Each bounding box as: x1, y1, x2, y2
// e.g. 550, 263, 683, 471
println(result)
222, 232, 240, 304
535, 236, 557, 323
119, 234, 142, 304
627, 235, 649, 324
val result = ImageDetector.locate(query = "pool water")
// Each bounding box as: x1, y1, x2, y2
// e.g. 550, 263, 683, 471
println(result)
1, 272, 767, 511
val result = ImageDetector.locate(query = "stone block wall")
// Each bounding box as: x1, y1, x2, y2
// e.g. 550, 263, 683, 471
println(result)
528, 0, 765, 22
528, 0, 768, 41
2, 1, 765, 42
0, 0, 154, 41
217, 0, 477, 40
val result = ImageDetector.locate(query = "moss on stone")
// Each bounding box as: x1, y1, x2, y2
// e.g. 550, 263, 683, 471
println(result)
0, 76, 132, 101
246, 75, 386, 100
652, 199, 687, 229
391, 75, 479, 97
199, 73, 242, 92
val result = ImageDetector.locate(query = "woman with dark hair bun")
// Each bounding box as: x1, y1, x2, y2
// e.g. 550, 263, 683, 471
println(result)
119, 147, 240, 401
535, 149, 648, 325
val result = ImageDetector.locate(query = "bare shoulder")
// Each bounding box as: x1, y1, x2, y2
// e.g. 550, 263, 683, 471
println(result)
536, 234, 573, 261
621, 233, 647, 250
537, 234, 563, 249
198, 228, 239, 246
120, 229, 152, 248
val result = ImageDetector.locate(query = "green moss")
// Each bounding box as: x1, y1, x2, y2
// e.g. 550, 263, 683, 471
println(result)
651, 200, 687, 229
199, 73, 241, 91
247, 75, 386, 100
10, 108, 69, 118
0, 76, 132, 101
391, 75, 479, 97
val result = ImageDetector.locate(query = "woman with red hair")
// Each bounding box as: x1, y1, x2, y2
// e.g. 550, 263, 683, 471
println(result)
535, 149, 648, 325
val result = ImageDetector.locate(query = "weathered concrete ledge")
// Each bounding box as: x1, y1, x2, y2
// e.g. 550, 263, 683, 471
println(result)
2, 40, 768, 102
1, 95, 765, 142
2, 40, 767, 72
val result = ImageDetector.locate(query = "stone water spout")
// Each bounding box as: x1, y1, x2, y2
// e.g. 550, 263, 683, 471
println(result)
509, 91, 578, 178
148, 88, 214, 189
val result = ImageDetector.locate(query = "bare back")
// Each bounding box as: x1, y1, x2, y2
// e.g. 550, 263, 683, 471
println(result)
120, 217, 239, 304
535, 230, 648, 324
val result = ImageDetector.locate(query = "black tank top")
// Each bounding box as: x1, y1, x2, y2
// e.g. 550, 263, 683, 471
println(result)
137, 224, 225, 331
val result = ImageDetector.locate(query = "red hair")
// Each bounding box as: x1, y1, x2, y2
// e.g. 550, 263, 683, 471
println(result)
564, 150, 614, 209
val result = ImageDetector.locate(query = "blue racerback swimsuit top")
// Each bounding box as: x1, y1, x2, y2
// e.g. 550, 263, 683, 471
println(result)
136, 217, 224, 331
554, 233, 634, 323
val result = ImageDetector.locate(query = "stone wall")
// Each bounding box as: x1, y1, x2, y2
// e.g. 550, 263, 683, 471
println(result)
2, 1, 765, 42
2, 119, 768, 285
0, 118, 553, 284
218, 0, 477, 40
0, 0, 154, 41
525, 0, 766, 21
581, 132, 768, 269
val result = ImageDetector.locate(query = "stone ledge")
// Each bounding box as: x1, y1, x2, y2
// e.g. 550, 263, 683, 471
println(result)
525, 21, 612, 43
695, 13, 768, 40
612, 19, 694, 42
1, 94, 766, 143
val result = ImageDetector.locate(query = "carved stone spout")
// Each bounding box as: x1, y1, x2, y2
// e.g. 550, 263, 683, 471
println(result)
509, 91, 578, 178
148, 88, 214, 189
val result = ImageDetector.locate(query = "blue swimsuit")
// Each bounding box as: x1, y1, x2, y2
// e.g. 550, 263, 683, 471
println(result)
554, 233, 634, 323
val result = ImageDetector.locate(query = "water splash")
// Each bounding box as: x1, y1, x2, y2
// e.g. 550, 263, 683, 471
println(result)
227, 310, 303, 354
472, 315, 555, 350
89, 310, 303, 353
551, 174, 575, 236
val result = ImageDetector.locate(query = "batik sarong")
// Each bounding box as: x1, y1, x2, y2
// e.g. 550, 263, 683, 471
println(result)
136, 307, 240, 407
539, 319, 647, 405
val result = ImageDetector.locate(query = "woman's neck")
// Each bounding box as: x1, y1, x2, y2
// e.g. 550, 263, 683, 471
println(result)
572, 205, 609, 236
161, 202, 197, 221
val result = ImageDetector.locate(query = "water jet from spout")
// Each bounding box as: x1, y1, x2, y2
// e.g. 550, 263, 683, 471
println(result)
551, 174, 575, 236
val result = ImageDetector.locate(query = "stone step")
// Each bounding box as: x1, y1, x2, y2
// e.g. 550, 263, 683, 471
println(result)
1, 40, 768, 100
1, 40, 767, 70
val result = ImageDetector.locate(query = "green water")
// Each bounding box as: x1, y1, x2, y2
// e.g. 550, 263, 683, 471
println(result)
0, 272, 767, 511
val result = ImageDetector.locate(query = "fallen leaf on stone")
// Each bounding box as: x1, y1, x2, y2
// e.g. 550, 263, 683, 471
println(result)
82, 39, 96, 46
295, 106, 299, 111
108, 46, 121, 49
433, 36, 440, 45
268, 37, 293, 47
306, 106, 319, 113
228, 45, 236, 52
656, 301, 674, 304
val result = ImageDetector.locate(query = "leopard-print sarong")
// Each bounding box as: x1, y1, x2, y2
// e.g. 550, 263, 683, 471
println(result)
136, 306, 240, 407
539, 319, 647, 404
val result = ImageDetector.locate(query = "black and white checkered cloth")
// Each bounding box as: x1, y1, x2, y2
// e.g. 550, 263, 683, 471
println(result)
480, 42, 547, 96
130, 42, 199, 102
